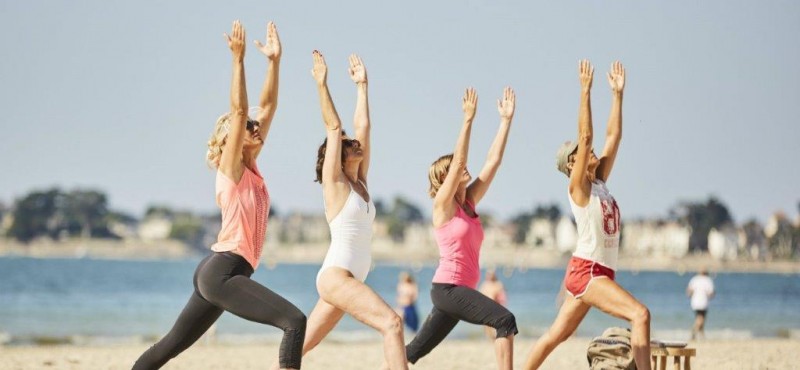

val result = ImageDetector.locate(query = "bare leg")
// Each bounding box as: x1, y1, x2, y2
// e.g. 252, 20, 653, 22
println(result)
581, 278, 652, 370
692, 312, 706, 340
302, 299, 346, 354
318, 267, 408, 370
484, 326, 496, 340
494, 334, 514, 370
523, 295, 590, 370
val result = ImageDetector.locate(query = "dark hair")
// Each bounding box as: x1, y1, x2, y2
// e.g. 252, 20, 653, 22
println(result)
315, 130, 351, 183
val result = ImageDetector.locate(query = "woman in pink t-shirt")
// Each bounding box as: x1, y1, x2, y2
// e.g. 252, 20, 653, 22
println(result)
405, 87, 518, 370
134, 21, 306, 370
523, 61, 651, 370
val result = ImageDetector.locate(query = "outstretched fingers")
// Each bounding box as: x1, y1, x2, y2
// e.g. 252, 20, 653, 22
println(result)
268, 21, 279, 42
497, 86, 515, 119
464, 87, 477, 105
225, 20, 246, 56
579, 59, 594, 89
311, 50, 329, 85
462, 87, 478, 121
348, 54, 367, 84
313, 50, 326, 66
607, 60, 626, 92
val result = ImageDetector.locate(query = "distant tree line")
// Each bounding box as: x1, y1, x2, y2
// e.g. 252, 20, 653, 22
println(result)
1, 188, 797, 258
6, 188, 116, 242
374, 196, 425, 242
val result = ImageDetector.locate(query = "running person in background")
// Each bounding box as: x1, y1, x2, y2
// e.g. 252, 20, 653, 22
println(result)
404, 87, 518, 370
687, 268, 714, 340
271, 51, 407, 370
133, 21, 306, 370
479, 269, 508, 339
396, 272, 420, 333
523, 60, 652, 370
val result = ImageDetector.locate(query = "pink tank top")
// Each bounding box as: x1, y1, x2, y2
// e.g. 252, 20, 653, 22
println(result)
431, 201, 484, 289
210, 166, 270, 269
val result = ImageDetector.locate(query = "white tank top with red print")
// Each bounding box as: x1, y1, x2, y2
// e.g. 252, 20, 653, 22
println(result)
568, 180, 621, 270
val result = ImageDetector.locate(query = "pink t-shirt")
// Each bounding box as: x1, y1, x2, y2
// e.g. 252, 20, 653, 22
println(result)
210, 166, 270, 269
431, 201, 484, 289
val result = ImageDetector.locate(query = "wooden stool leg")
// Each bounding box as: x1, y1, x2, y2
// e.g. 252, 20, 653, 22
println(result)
684, 356, 691, 370
673, 356, 681, 370
652, 355, 657, 369
658, 355, 667, 370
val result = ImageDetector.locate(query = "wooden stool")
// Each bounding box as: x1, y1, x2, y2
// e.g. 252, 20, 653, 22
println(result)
651, 347, 696, 370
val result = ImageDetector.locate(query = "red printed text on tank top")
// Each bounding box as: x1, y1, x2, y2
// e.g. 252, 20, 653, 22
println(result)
601, 199, 620, 237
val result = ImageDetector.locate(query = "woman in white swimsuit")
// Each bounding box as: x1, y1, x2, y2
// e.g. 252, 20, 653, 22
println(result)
270, 51, 407, 370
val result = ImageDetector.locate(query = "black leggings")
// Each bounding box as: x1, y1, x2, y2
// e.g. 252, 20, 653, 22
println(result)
133, 252, 306, 369
405, 283, 518, 364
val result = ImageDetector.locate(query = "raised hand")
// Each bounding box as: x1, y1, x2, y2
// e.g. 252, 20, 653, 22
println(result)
607, 61, 625, 93
311, 50, 328, 85
224, 20, 246, 59
254, 21, 281, 61
348, 54, 367, 85
579, 59, 594, 91
462, 87, 478, 122
497, 86, 515, 120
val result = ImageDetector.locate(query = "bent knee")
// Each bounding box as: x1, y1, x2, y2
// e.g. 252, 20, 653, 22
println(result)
631, 304, 650, 325
492, 313, 518, 338
380, 312, 403, 335
286, 310, 307, 331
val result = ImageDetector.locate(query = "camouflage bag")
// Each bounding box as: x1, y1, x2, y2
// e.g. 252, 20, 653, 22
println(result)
586, 327, 636, 370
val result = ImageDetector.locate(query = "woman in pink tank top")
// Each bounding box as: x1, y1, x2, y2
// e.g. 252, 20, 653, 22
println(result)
405, 87, 518, 370
523, 61, 652, 370
134, 21, 306, 370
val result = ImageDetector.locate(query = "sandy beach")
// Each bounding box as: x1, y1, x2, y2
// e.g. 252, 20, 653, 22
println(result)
2, 338, 797, 370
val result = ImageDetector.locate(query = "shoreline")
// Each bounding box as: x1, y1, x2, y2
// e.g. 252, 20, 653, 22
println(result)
4, 326, 800, 348
2, 240, 799, 274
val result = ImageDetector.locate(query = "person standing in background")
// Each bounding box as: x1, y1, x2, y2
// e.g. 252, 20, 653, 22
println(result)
396, 272, 420, 333
479, 269, 508, 339
687, 268, 715, 340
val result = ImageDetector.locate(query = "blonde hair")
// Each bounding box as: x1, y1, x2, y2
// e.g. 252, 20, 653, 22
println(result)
206, 113, 231, 168
428, 154, 453, 198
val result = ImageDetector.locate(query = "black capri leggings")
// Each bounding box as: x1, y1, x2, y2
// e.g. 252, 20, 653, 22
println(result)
405, 283, 518, 364
133, 252, 306, 369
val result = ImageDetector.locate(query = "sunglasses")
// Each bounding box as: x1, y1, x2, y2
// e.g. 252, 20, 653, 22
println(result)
246, 119, 260, 131
342, 138, 360, 147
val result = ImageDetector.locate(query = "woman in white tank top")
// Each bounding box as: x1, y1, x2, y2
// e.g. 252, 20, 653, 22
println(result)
269, 51, 407, 370
524, 60, 653, 370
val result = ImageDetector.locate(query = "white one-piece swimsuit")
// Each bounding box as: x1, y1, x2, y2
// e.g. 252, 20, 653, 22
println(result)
316, 183, 375, 284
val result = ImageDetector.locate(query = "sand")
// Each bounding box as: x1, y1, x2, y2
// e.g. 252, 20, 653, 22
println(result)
1, 338, 798, 370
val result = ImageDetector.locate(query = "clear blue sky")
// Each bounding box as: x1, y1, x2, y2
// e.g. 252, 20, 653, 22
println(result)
1, 1, 798, 223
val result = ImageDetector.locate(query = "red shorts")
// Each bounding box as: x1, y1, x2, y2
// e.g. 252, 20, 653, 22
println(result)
564, 256, 615, 298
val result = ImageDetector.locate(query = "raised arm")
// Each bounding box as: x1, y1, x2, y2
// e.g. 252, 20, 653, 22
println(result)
595, 61, 625, 182
311, 50, 343, 183
252, 21, 282, 148
569, 60, 594, 207
466, 87, 515, 206
349, 54, 371, 183
434, 88, 477, 211
218, 20, 249, 183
